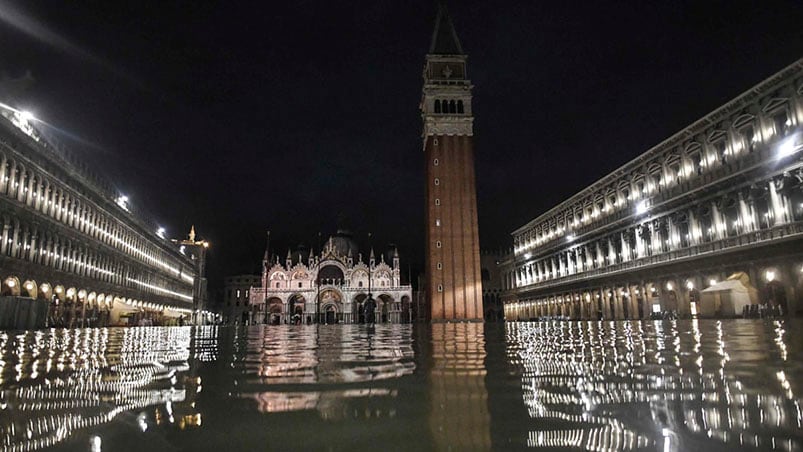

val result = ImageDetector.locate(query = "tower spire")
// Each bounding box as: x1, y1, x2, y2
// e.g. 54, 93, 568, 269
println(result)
429, 1, 464, 55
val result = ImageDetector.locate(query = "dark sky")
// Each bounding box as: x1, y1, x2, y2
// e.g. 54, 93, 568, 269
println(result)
1, 1, 802, 296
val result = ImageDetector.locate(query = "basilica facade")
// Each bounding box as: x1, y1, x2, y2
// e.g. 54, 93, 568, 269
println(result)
248, 231, 413, 324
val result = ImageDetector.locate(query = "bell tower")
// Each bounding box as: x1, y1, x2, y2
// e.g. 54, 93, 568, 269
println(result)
422, 1, 482, 321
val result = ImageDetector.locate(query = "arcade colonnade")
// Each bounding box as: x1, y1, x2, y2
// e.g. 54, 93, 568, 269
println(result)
503, 59, 803, 319
0, 104, 207, 326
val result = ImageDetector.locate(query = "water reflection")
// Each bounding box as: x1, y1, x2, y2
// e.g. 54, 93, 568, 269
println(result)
0, 326, 217, 451
506, 320, 803, 451
430, 323, 491, 451
237, 324, 415, 419
0, 320, 800, 451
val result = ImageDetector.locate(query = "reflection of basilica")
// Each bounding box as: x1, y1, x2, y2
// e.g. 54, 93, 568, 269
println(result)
506, 320, 803, 451
249, 230, 413, 324
238, 324, 416, 420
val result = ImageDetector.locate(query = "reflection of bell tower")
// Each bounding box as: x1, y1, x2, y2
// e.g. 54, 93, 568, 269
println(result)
422, 1, 482, 320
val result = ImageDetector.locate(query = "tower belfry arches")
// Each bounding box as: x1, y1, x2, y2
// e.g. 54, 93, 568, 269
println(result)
421, 1, 482, 321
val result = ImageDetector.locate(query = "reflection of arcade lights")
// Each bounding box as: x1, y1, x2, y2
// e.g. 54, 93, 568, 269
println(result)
0, 327, 198, 451
508, 321, 802, 451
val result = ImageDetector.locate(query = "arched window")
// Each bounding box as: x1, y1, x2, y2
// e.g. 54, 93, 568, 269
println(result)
449, 100, 456, 113
457, 100, 464, 114
434, 99, 441, 114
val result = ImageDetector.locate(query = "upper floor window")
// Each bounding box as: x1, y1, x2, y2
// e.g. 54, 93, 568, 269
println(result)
713, 140, 727, 164
740, 125, 756, 153
772, 110, 791, 136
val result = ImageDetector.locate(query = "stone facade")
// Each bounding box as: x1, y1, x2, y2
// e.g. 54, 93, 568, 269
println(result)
0, 103, 210, 327
422, 3, 483, 321
480, 250, 505, 321
502, 58, 803, 320
249, 233, 413, 324
223, 274, 260, 324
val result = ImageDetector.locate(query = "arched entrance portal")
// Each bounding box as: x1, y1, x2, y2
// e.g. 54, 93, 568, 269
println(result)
323, 304, 337, 324
353, 293, 367, 324
317, 289, 342, 323
401, 295, 411, 323
267, 297, 283, 324
288, 294, 306, 323
377, 294, 393, 323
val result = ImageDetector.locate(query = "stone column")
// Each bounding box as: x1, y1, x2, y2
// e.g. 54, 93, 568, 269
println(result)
0, 223, 10, 255
779, 261, 798, 316
599, 287, 610, 319
769, 180, 786, 225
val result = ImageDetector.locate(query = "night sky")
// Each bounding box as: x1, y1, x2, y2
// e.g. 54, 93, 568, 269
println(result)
1, 1, 802, 297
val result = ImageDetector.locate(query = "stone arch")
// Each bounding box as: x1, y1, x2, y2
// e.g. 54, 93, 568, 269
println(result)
663, 152, 682, 185
353, 292, 368, 323
401, 295, 411, 323
21, 279, 37, 298
377, 294, 394, 323
684, 142, 704, 175
317, 261, 345, 285
2, 276, 21, 296
322, 302, 338, 324
646, 162, 662, 193
38, 282, 52, 300
603, 187, 617, 211
287, 293, 305, 317
317, 288, 342, 305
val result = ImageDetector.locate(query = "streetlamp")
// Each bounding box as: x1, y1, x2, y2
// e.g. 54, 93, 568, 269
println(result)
263, 231, 270, 324
316, 232, 322, 324
365, 232, 377, 324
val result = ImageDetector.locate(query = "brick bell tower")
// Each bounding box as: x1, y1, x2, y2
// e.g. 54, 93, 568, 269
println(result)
422, 1, 483, 321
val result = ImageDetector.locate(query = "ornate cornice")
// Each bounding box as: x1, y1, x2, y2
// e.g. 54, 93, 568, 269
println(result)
423, 117, 473, 138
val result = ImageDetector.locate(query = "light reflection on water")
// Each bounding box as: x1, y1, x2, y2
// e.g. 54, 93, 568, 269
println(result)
507, 320, 803, 451
0, 320, 799, 451
236, 324, 416, 417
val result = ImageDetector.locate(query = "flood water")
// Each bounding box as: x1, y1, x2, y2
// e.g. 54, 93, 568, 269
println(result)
0, 320, 801, 451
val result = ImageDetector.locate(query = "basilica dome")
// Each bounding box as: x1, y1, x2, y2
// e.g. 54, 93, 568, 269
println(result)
327, 228, 359, 258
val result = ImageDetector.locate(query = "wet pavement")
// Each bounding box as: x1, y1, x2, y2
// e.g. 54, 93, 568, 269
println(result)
0, 319, 801, 451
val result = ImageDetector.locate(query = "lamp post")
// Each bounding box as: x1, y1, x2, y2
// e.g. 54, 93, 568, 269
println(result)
263, 230, 270, 325
365, 232, 376, 324
316, 232, 322, 324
